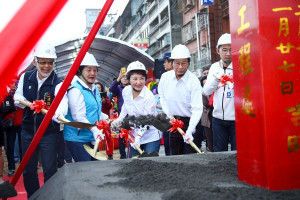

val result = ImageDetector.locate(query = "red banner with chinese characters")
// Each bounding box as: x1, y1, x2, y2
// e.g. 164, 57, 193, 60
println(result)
229, 0, 300, 190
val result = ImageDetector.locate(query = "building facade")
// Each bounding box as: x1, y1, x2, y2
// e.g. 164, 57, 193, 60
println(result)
107, 0, 230, 77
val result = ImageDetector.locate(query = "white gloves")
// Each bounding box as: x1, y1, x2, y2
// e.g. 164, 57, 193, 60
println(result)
100, 112, 109, 121
14, 96, 26, 109
182, 130, 194, 144
130, 126, 147, 150
111, 119, 122, 128
130, 136, 141, 150
90, 127, 105, 141
52, 113, 63, 123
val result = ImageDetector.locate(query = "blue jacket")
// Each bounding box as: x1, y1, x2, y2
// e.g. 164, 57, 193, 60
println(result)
22, 70, 61, 136
109, 80, 125, 114
64, 81, 102, 142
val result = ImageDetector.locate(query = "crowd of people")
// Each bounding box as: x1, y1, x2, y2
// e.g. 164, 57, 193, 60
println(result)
0, 33, 235, 197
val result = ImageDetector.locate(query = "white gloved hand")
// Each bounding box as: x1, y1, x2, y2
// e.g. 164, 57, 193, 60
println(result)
130, 136, 141, 150
100, 112, 109, 121
182, 131, 194, 144
52, 113, 63, 123
14, 97, 26, 109
90, 127, 105, 141
111, 119, 122, 128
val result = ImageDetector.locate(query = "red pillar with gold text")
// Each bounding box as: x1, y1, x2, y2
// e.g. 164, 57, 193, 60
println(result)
229, 0, 300, 190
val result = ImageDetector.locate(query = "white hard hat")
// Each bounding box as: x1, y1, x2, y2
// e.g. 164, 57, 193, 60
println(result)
126, 61, 147, 74
34, 43, 57, 59
81, 52, 99, 66
170, 44, 191, 59
217, 33, 231, 48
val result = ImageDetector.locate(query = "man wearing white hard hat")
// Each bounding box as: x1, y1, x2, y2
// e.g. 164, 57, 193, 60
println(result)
14, 43, 62, 197
112, 61, 162, 158
158, 44, 203, 155
203, 33, 236, 152
62, 52, 107, 162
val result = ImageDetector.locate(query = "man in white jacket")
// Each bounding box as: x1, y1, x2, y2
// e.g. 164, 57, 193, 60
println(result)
203, 33, 236, 152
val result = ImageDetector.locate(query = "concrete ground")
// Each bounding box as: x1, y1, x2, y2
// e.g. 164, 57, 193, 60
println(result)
29, 150, 300, 200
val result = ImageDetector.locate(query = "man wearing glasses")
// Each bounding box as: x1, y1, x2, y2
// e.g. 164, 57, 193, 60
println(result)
203, 33, 236, 152
14, 44, 62, 197
158, 44, 203, 155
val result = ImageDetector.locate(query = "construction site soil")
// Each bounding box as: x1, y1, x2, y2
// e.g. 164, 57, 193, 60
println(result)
30, 152, 300, 200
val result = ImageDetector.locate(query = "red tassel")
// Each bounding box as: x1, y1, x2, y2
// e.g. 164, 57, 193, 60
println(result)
208, 92, 214, 106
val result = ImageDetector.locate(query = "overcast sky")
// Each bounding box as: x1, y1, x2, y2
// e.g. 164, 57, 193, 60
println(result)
0, 0, 129, 72
0, 0, 129, 45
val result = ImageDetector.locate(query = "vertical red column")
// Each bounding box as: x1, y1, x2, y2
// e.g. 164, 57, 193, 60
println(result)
229, 0, 300, 190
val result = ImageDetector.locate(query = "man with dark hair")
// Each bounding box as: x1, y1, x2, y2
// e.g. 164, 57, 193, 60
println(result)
158, 52, 172, 72
158, 52, 172, 156
203, 33, 236, 152
158, 44, 203, 155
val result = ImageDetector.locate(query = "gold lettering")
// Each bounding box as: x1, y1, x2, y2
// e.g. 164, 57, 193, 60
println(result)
299, 18, 300, 36
238, 5, 250, 34
238, 43, 253, 75
276, 42, 295, 54
288, 136, 300, 153
278, 61, 295, 72
278, 18, 289, 37
272, 7, 292, 12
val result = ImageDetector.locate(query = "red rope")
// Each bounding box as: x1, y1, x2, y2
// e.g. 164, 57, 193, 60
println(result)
0, 0, 68, 103
10, 0, 114, 187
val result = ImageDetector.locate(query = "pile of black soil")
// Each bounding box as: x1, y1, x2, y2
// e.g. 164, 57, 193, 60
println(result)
106, 154, 300, 200
138, 151, 159, 158
122, 114, 170, 132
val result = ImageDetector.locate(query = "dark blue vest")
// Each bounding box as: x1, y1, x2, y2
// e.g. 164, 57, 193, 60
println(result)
22, 70, 61, 135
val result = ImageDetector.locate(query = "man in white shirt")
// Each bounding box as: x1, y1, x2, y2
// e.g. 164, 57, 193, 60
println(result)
158, 44, 203, 155
203, 33, 236, 152
158, 52, 172, 156
14, 44, 62, 198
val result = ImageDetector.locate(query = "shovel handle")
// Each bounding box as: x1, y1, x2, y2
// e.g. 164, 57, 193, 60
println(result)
169, 115, 203, 154
176, 127, 202, 154
93, 137, 101, 156
128, 135, 143, 155
135, 145, 143, 155
19, 100, 71, 123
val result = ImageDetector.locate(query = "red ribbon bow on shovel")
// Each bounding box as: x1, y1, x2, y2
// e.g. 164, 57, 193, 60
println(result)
95, 120, 111, 151
119, 129, 134, 146
219, 74, 233, 87
95, 120, 109, 130
30, 100, 49, 114
168, 119, 185, 133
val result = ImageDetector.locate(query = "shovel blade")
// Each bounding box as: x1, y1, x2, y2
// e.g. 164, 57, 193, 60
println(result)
83, 144, 107, 160
63, 121, 95, 129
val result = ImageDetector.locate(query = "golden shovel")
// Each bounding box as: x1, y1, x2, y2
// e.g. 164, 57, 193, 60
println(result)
19, 100, 107, 160
169, 115, 203, 154
83, 133, 107, 160
19, 100, 96, 129
128, 134, 143, 155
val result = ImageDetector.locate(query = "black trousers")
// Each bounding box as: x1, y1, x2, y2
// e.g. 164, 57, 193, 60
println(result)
169, 116, 203, 155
